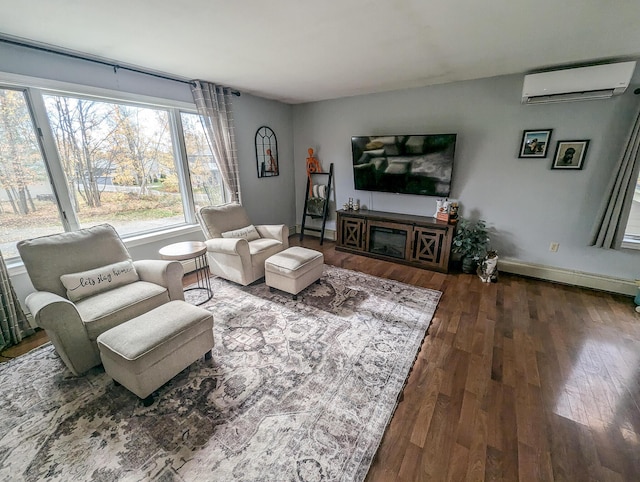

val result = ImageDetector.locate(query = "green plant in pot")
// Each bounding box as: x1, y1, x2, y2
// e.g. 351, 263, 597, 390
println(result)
452, 218, 490, 273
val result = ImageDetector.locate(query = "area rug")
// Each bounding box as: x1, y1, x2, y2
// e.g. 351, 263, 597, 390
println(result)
0, 266, 441, 481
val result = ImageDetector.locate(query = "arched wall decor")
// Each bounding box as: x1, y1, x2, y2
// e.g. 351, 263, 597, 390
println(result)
255, 126, 279, 178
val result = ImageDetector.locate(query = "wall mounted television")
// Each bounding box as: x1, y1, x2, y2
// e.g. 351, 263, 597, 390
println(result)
351, 134, 457, 197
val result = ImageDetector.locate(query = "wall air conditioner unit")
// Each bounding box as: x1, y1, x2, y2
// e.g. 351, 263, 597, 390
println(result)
522, 61, 636, 104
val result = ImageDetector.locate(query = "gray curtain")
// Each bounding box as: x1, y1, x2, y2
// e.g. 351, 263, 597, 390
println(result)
191, 81, 241, 204
0, 251, 34, 351
591, 106, 640, 248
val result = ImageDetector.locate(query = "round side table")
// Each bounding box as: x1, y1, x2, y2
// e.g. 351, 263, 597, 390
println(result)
159, 241, 212, 305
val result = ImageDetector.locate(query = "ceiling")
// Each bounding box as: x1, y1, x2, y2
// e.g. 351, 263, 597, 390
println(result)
1, 0, 640, 104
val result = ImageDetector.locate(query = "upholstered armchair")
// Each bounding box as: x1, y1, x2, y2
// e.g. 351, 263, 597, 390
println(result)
17, 224, 184, 376
197, 203, 289, 286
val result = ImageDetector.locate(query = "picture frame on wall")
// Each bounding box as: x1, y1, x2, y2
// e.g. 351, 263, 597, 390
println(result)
551, 140, 590, 170
518, 129, 553, 158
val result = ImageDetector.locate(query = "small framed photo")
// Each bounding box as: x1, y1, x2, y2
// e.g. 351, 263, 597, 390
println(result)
519, 129, 553, 158
551, 140, 590, 170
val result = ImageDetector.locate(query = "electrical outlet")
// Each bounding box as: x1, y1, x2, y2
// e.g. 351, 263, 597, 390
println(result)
549, 242, 559, 252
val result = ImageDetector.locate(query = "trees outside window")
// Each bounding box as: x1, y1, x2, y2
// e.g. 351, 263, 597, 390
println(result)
0, 88, 64, 259
0, 83, 226, 260
181, 112, 225, 209
43, 94, 187, 236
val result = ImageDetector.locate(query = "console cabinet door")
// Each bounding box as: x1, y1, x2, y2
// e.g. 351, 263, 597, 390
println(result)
339, 216, 366, 250
411, 225, 451, 271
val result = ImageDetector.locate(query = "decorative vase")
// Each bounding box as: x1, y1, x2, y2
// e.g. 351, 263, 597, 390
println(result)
461, 256, 477, 274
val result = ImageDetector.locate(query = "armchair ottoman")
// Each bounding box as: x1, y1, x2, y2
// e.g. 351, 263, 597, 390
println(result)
265, 247, 324, 300
97, 300, 214, 406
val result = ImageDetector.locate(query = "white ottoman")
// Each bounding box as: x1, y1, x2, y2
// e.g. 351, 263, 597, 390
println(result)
265, 247, 324, 300
97, 300, 214, 406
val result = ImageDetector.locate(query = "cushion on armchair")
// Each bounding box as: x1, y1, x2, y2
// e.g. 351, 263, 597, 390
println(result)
60, 260, 139, 302
18, 224, 132, 298
77, 281, 170, 340
198, 203, 252, 239
221, 224, 261, 241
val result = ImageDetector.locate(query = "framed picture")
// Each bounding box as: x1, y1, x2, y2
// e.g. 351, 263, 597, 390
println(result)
519, 129, 553, 158
551, 140, 590, 170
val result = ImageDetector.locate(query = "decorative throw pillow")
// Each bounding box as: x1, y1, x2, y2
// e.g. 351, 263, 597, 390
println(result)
221, 224, 261, 241
312, 184, 327, 198
60, 260, 139, 302
307, 197, 325, 216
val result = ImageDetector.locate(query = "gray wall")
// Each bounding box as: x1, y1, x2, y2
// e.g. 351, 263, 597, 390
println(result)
293, 71, 640, 281
234, 93, 295, 227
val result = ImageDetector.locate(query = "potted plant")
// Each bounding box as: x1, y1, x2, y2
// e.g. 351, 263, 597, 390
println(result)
451, 218, 490, 273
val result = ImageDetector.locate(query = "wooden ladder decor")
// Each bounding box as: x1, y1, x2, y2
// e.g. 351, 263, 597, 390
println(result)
300, 150, 333, 245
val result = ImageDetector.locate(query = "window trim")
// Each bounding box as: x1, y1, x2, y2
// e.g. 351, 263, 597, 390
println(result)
621, 237, 640, 250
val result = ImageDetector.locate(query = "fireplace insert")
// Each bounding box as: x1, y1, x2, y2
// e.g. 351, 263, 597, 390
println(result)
368, 225, 407, 259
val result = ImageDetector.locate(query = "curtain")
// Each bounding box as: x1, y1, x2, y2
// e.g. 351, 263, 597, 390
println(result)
191, 81, 241, 204
0, 251, 34, 352
591, 106, 640, 248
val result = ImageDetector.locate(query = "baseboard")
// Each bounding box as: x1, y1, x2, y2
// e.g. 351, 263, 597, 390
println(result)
289, 226, 634, 296
293, 225, 336, 241
499, 258, 636, 296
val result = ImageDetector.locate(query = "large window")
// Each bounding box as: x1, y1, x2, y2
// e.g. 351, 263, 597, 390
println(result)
0, 88, 65, 259
624, 179, 640, 244
181, 112, 225, 209
0, 82, 225, 261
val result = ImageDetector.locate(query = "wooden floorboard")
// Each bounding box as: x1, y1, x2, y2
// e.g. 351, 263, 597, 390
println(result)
3, 235, 640, 481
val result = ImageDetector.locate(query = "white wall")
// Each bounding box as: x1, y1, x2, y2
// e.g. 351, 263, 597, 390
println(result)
292, 71, 640, 283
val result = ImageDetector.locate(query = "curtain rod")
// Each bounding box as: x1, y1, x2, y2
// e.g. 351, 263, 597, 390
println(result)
0, 36, 240, 96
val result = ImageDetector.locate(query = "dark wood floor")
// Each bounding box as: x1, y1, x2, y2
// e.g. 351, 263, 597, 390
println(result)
291, 237, 640, 482
4, 236, 640, 481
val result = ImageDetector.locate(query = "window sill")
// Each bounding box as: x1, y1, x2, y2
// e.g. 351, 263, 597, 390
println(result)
621, 237, 640, 250
123, 223, 203, 248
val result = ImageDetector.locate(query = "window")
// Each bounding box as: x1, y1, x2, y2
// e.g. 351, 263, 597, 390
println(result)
623, 178, 640, 245
0, 88, 64, 259
0, 82, 227, 261
42, 94, 187, 236
181, 112, 224, 209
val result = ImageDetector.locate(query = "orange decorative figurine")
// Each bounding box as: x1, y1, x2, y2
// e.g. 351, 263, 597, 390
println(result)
306, 148, 322, 196
266, 148, 278, 174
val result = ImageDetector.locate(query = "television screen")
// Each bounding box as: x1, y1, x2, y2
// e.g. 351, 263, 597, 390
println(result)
351, 134, 457, 197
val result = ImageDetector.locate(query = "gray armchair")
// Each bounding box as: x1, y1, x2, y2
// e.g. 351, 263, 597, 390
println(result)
17, 224, 184, 375
197, 203, 289, 286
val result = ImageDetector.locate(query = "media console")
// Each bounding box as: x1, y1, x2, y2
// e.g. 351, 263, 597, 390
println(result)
336, 209, 454, 273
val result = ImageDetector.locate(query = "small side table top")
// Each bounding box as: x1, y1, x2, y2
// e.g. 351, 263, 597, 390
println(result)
159, 241, 207, 261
